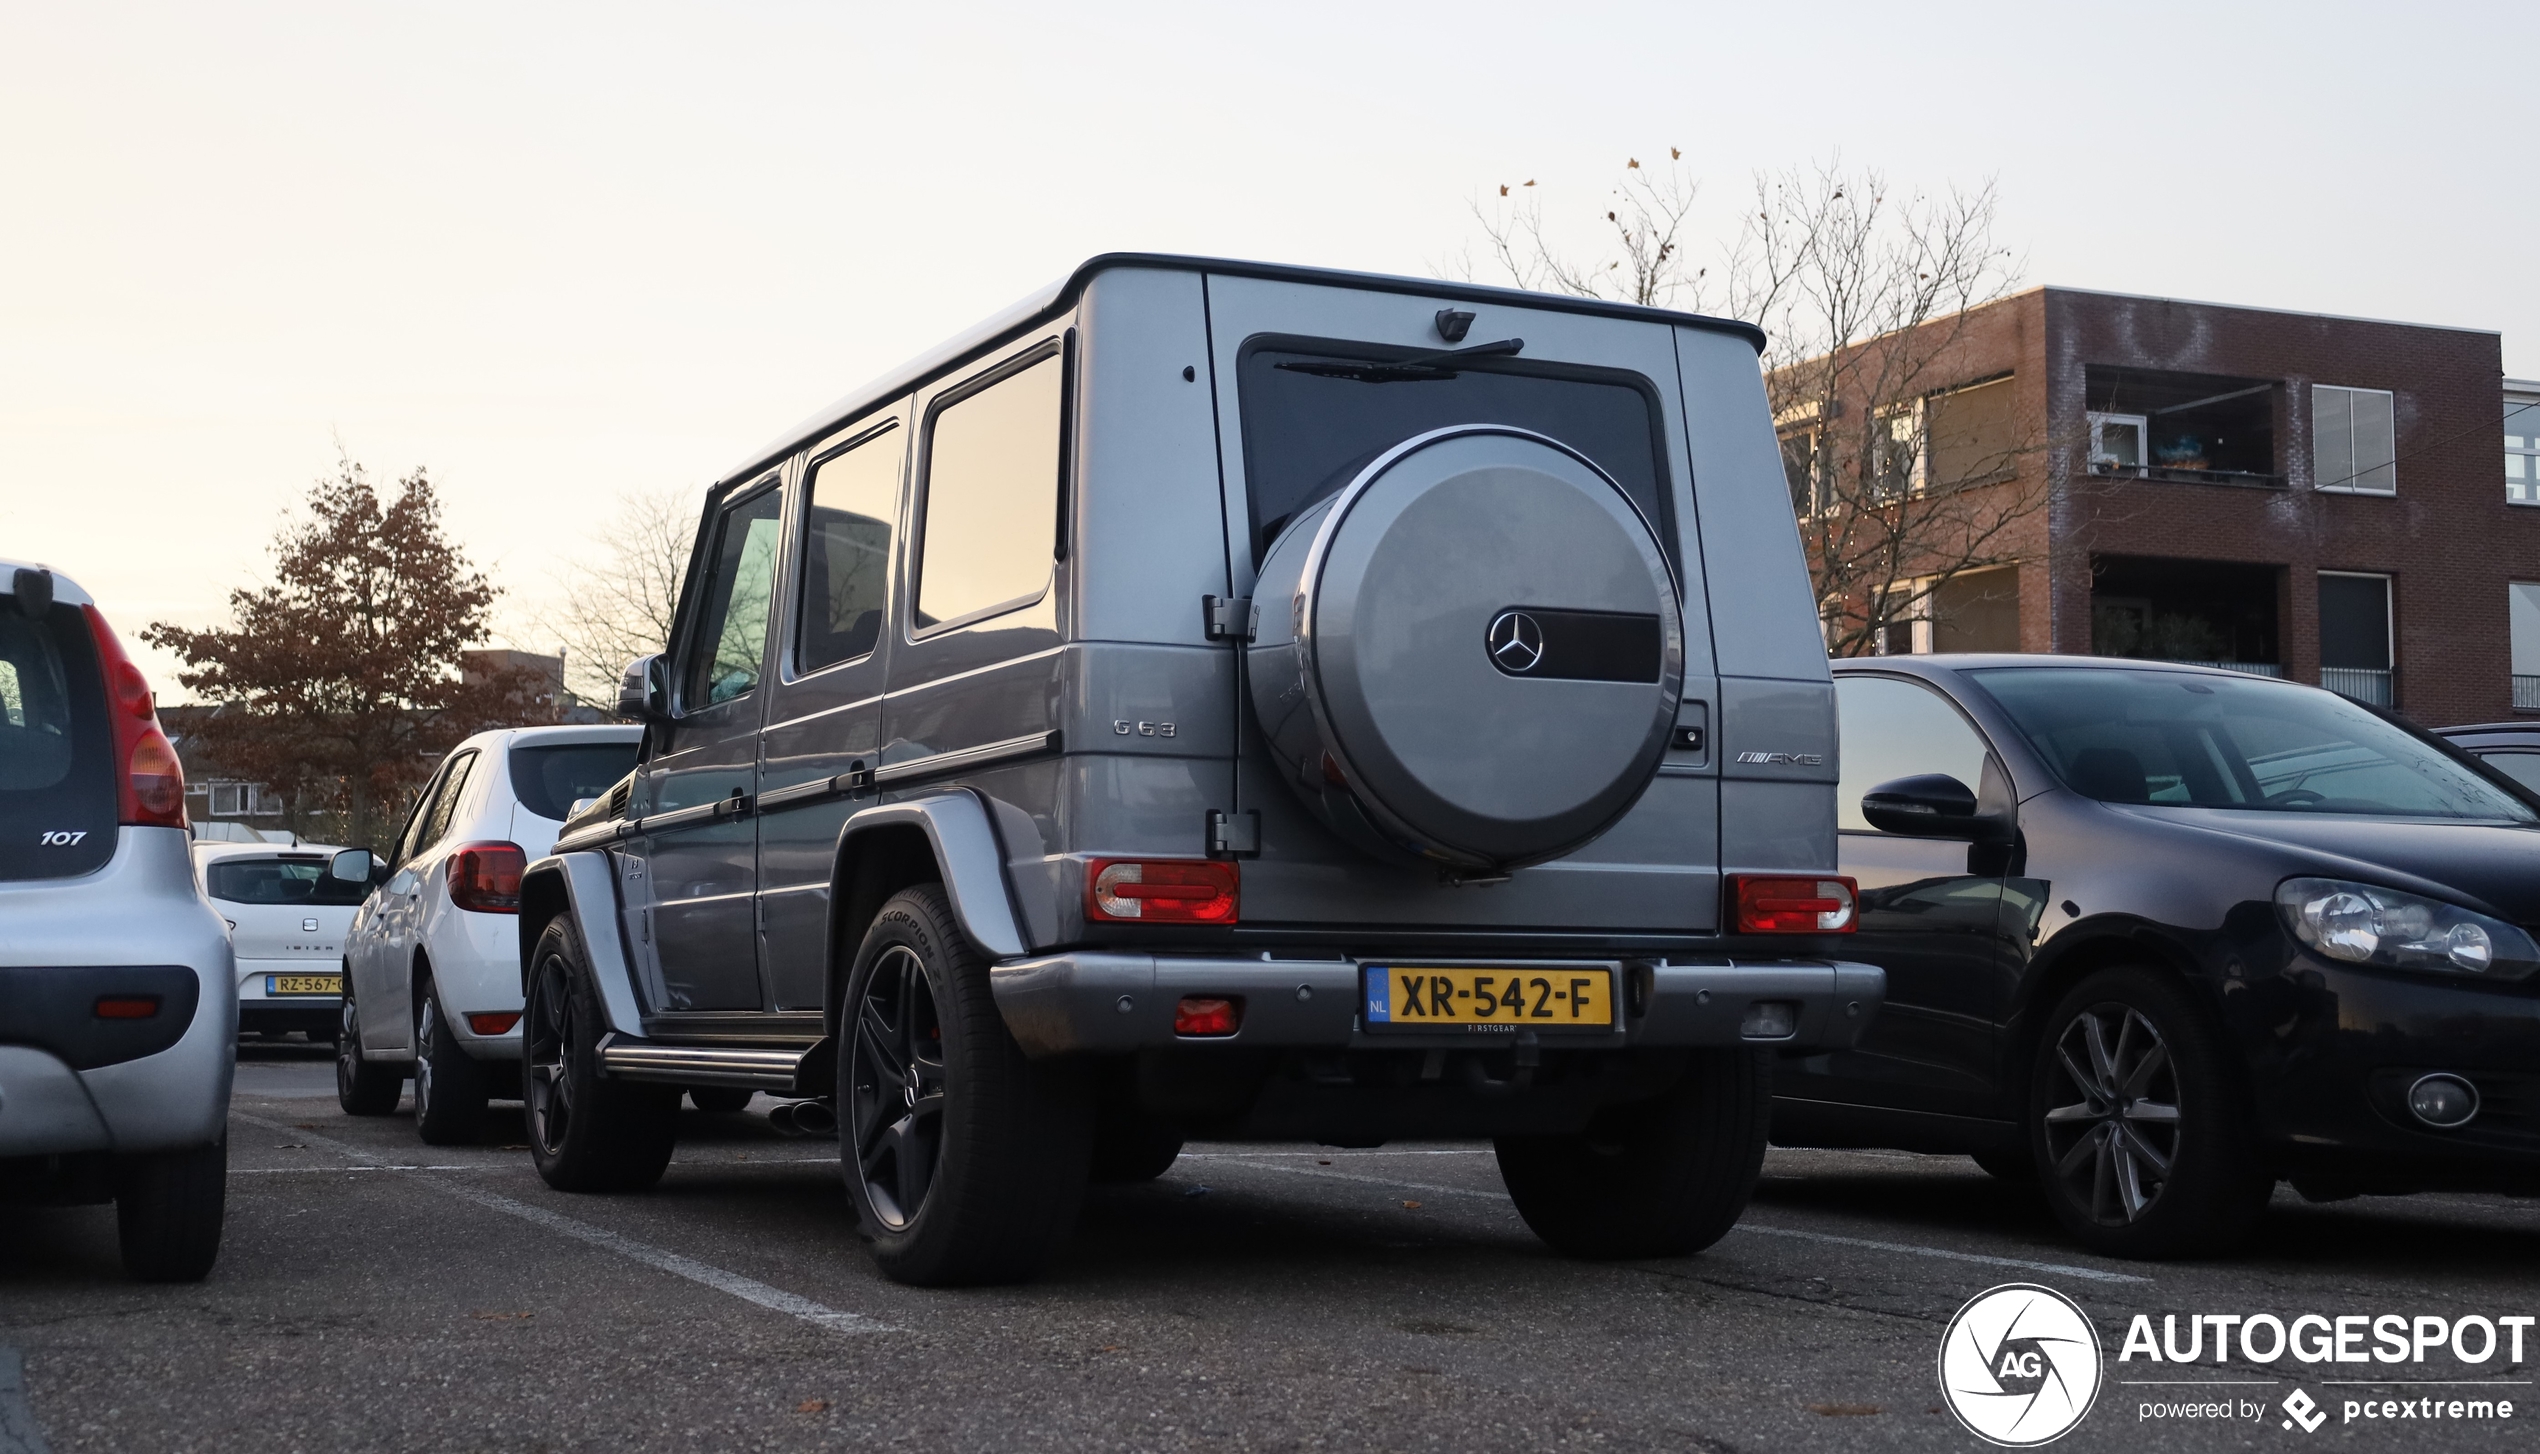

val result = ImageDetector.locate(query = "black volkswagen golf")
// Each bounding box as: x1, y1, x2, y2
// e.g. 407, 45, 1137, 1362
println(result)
1777, 655, 2540, 1259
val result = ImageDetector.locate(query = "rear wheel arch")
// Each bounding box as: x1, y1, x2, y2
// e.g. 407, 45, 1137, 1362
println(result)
825, 824, 944, 1041
516, 865, 573, 997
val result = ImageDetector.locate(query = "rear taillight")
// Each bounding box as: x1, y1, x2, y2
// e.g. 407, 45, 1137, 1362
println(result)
82, 604, 187, 829
447, 842, 527, 913
95, 995, 161, 1019
1728, 874, 1858, 934
1087, 859, 1239, 924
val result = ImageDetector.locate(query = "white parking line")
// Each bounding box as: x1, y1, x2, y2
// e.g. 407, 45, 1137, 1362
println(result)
0, 1348, 49, 1454
232, 1112, 892, 1334
1197, 1152, 2153, 1284
233, 1165, 497, 1174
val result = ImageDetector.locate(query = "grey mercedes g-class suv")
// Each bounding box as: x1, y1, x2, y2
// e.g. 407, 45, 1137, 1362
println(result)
519, 255, 1880, 1286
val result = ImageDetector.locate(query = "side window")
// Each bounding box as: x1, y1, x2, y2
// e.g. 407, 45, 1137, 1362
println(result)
392, 761, 452, 865
681, 487, 785, 710
914, 351, 1063, 631
1835, 676, 1992, 832
799, 425, 903, 672
2475, 750, 2540, 796
418, 752, 477, 854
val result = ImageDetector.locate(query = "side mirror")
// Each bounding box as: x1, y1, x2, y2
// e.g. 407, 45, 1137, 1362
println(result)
568, 796, 599, 818
616, 654, 669, 722
328, 848, 377, 883
1861, 773, 2010, 841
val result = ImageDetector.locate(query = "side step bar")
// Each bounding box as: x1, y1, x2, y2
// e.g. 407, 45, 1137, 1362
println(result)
596, 1035, 808, 1090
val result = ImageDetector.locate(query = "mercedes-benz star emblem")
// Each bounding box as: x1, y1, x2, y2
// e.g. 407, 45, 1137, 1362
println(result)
1487, 610, 1545, 674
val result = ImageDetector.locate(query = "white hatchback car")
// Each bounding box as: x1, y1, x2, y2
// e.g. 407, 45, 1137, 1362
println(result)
193, 840, 359, 1042
337, 724, 641, 1143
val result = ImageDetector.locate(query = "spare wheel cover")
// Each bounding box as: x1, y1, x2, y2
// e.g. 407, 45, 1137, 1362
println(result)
1262, 424, 1683, 869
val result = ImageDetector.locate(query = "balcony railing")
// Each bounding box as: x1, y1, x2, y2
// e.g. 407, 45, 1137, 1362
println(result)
2154, 659, 2284, 678
2321, 667, 2394, 707
2088, 462, 2287, 489
2514, 675, 2540, 710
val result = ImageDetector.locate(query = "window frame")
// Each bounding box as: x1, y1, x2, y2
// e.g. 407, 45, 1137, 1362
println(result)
2312, 383, 2398, 496
672, 476, 786, 716
2508, 393, 2540, 506
788, 415, 905, 681
2087, 411, 2149, 472
907, 337, 1072, 642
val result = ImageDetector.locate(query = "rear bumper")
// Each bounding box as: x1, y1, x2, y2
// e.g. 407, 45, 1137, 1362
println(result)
989, 952, 1883, 1058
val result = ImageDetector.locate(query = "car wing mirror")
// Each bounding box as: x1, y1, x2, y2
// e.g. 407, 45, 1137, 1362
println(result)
616, 653, 670, 722
328, 848, 376, 883
1861, 773, 2011, 842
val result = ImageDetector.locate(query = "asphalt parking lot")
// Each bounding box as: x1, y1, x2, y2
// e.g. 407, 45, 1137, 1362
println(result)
3, 1043, 2535, 1453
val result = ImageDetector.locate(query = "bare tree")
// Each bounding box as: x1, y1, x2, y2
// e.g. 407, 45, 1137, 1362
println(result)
537, 485, 696, 703
1467, 155, 2055, 659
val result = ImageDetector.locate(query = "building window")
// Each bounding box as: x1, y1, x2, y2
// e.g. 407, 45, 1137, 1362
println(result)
2509, 390, 2540, 506
2318, 572, 2393, 706
1927, 374, 2018, 488
2088, 412, 2147, 471
1780, 428, 1822, 515
2512, 583, 2540, 710
2313, 385, 2397, 494
1869, 403, 1922, 501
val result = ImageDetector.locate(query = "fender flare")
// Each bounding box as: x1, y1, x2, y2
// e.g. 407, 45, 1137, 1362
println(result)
834, 792, 1028, 961
517, 850, 646, 1036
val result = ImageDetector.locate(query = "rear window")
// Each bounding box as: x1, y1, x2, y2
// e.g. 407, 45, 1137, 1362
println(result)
509, 741, 642, 823
0, 600, 116, 880
1237, 339, 1670, 565
205, 855, 369, 906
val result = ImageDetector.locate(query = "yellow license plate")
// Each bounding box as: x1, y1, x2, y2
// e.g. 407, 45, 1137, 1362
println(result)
266, 974, 342, 996
1364, 966, 1615, 1031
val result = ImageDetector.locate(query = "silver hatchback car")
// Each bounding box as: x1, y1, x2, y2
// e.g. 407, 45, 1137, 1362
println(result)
0, 561, 236, 1281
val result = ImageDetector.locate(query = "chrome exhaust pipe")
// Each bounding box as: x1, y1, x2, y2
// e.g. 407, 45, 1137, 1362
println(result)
766, 1099, 839, 1139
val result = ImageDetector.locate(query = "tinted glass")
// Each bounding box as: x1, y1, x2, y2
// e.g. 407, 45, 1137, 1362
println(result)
206, 855, 369, 906
682, 488, 784, 709
0, 602, 117, 880
1238, 345, 1666, 565
800, 426, 901, 669
1836, 674, 1993, 832
418, 751, 477, 851
509, 741, 641, 823
2472, 750, 2540, 796
916, 353, 1063, 630
1970, 667, 2534, 821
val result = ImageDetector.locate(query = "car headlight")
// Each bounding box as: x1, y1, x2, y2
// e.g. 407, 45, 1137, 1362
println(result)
2276, 877, 2540, 981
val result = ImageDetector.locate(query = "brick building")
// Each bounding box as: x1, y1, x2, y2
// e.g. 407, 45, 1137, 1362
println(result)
1789, 286, 2535, 727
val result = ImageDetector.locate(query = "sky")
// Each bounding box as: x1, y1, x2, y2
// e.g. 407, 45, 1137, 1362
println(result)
3, 0, 2533, 696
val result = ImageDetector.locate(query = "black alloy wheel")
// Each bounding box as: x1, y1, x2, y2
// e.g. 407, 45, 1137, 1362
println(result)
523, 918, 677, 1193
848, 944, 946, 1230
2041, 1004, 2180, 1224
2027, 968, 2272, 1259
336, 970, 403, 1116
837, 884, 1092, 1287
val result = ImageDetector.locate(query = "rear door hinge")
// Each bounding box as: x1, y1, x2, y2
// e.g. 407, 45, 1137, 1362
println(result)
1203, 595, 1256, 643
1206, 808, 1260, 858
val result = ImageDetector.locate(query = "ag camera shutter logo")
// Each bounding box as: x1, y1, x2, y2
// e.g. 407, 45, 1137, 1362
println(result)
1939, 1283, 2103, 1446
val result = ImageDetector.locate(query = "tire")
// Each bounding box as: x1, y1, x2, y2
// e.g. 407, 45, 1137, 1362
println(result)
1971, 1149, 2036, 1182
840, 884, 1092, 1286
1495, 1048, 1770, 1260
524, 917, 678, 1193
336, 975, 404, 1116
413, 979, 490, 1145
689, 1087, 755, 1114
115, 1140, 226, 1282
2029, 968, 2272, 1259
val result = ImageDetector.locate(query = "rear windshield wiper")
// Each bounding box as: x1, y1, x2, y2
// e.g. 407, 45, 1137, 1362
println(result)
1275, 337, 1525, 383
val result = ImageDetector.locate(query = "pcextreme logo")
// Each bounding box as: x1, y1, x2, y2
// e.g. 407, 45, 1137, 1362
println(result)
1938, 1284, 2104, 1446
